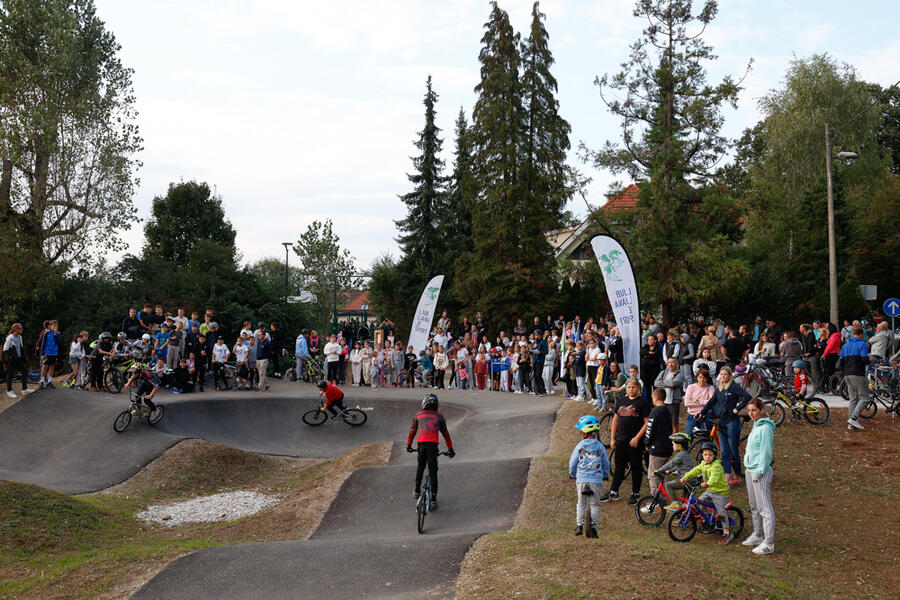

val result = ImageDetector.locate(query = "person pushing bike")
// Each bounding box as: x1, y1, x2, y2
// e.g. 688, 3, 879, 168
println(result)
316, 379, 347, 417
406, 393, 455, 511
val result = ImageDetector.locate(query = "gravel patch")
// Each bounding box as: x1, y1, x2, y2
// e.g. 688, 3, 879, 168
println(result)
137, 491, 280, 526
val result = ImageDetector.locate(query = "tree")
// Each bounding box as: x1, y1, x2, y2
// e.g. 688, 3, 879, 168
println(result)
0, 0, 142, 270
520, 1, 572, 231
143, 181, 236, 265
248, 257, 305, 301
850, 176, 900, 299
293, 219, 359, 332
395, 76, 449, 278
443, 107, 476, 253
864, 81, 900, 175
584, 0, 750, 326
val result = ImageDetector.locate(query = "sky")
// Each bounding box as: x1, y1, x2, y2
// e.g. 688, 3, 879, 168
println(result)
93, 0, 899, 271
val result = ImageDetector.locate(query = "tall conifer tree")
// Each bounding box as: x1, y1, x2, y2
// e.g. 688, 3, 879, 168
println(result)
444, 107, 475, 252
395, 75, 448, 279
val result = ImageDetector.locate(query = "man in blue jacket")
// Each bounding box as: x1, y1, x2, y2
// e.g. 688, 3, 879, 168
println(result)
295, 329, 311, 381
39, 320, 61, 389
840, 326, 870, 430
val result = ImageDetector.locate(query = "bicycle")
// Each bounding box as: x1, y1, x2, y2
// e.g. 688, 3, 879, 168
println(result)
411, 447, 452, 534
762, 384, 829, 426
113, 388, 165, 432
302, 400, 367, 426
689, 416, 749, 464
104, 354, 148, 393
667, 480, 745, 542
287, 355, 325, 383
635, 477, 697, 527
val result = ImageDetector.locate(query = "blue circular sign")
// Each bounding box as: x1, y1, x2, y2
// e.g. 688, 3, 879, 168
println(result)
884, 298, 900, 318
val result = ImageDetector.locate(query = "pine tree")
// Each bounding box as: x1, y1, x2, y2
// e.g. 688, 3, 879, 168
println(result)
395, 75, 448, 278
444, 107, 475, 253
521, 1, 572, 233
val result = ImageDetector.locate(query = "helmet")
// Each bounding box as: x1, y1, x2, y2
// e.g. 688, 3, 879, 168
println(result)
574, 415, 600, 430
316, 380, 328, 389
580, 422, 602, 433
141, 333, 151, 341
792, 360, 806, 369
117, 332, 127, 339
100, 331, 112, 339
669, 432, 691, 447
210, 322, 218, 329
258, 321, 266, 329
421, 393, 439, 410
699, 441, 718, 456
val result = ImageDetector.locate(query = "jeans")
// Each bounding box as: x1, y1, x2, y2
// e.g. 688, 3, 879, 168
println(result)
576, 375, 586, 399
295, 355, 309, 381
717, 418, 743, 476
685, 413, 707, 438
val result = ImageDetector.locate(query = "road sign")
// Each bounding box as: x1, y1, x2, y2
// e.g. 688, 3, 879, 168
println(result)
884, 298, 900, 318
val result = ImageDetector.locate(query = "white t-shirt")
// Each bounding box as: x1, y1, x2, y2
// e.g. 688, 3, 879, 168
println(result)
324, 341, 341, 363
213, 343, 230, 363
586, 346, 601, 367
234, 343, 249, 363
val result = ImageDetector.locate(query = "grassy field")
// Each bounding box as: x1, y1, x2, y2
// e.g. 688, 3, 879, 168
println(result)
455, 400, 900, 600
0, 440, 390, 599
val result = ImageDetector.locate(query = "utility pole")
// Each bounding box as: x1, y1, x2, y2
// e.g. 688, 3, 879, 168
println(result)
282, 242, 292, 302
825, 124, 838, 326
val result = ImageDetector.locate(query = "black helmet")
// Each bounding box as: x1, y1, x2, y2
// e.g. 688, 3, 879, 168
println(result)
699, 441, 718, 457
257, 321, 266, 329
101, 331, 112, 339
421, 393, 439, 410
302, 329, 310, 336
316, 380, 328, 389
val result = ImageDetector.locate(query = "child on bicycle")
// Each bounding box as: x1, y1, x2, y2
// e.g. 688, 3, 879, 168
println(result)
790, 359, 810, 410
316, 379, 347, 417
406, 393, 455, 511
568, 415, 610, 538
656, 432, 694, 511
681, 441, 733, 544
124, 364, 160, 412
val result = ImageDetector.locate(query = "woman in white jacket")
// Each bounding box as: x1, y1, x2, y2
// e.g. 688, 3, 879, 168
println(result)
360, 341, 372, 386
433, 346, 449, 390
349, 342, 363, 386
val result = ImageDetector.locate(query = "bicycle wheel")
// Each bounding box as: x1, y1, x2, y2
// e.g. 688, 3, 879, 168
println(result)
667, 509, 697, 542
598, 412, 613, 447
608, 448, 632, 480
635, 495, 666, 527
341, 408, 367, 426
417, 494, 427, 534
859, 398, 876, 419
220, 368, 233, 390
725, 506, 745, 537
764, 399, 785, 426
104, 369, 123, 394
147, 404, 165, 425
113, 410, 131, 433
302, 409, 327, 426
839, 380, 849, 401
802, 398, 829, 425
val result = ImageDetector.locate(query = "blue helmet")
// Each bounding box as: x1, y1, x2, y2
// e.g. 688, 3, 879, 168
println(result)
574, 415, 600, 430
792, 360, 806, 370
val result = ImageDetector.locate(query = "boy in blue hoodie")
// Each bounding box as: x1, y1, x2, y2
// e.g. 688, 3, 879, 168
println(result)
569, 415, 610, 538
39, 320, 61, 389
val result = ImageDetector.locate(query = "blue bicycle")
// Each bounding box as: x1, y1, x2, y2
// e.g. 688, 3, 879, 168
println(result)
667, 481, 744, 542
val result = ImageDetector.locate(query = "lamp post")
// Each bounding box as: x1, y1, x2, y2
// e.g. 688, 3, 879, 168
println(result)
824, 122, 858, 326
281, 242, 292, 302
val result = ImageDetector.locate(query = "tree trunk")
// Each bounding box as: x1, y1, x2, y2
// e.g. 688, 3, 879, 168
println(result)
662, 299, 673, 331
0, 158, 11, 219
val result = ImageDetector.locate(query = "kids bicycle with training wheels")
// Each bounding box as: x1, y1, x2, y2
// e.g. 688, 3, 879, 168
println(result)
667, 480, 744, 542
411, 447, 453, 534
113, 388, 165, 433
302, 400, 368, 426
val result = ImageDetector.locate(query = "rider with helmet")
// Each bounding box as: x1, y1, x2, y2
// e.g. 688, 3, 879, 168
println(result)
124, 363, 160, 412
112, 332, 131, 361
568, 415, 610, 538
406, 393, 455, 511
654, 432, 695, 511
790, 359, 811, 409
316, 380, 347, 417
681, 440, 734, 544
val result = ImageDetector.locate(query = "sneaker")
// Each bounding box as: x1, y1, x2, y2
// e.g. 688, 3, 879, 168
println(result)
574, 396, 584, 402
847, 418, 864, 430
587, 527, 598, 538
640, 504, 653, 514
38, 382, 46, 389
429, 499, 438, 511
626, 493, 640, 506
171, 388, 180, 394
6, 391, 16, 399
599, 490, 619, 502
574, 525, 583, 536
752, 542, 775, 554
719, 531, 734, 545
663, 502, 682, 512
22, 389, 34, 394
742, 532, 765, 547
413, 491, 420, 500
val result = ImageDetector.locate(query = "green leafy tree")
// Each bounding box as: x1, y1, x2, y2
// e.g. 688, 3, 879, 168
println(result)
584, 0, 750, 326
367, 253, 410, 333
293, 219, 360, 332
0, 0, 142, 269
143, 180, 237, 264
864, 81, 900, 175
248, 257, 305, 300
395, 76, 449, 279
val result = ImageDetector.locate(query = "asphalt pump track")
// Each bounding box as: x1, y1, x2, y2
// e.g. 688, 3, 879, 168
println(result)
0, 385, 559, 599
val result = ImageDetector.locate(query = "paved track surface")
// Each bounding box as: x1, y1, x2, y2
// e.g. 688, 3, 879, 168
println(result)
0, 383, 559, 599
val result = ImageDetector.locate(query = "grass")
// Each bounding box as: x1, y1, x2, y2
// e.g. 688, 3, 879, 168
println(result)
455, 400, 900, 600
0, 439, 390, 599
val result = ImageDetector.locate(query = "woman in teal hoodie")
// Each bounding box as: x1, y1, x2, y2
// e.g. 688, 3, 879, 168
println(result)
742, 397, 776, 555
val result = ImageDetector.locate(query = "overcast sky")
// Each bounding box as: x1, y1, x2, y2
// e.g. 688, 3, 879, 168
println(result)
94, 0, 899, 271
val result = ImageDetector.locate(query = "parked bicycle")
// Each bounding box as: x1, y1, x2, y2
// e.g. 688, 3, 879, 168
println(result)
667, 480, 744, 542
286, 355, 325, 383
113, 388, 165, 433
413, 447, 452, 534
689, 416, 749, 463
762, 383, 829, 426
302, 400, 367, 426
634, 477, 697, 527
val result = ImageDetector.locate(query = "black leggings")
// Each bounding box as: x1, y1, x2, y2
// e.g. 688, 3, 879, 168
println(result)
415, 442, 440, 497
612, 441, 645, 495
325, 393, 346, 416
5, 358, 28, 392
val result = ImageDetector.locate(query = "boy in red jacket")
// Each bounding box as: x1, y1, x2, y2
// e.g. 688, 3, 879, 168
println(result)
406, 393, 455, 510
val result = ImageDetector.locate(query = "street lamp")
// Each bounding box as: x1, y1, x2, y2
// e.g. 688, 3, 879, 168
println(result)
281, 242, 292, 301
824, 122, 858, 326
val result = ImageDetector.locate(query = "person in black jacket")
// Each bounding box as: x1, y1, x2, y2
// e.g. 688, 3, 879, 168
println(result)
269, 322, 283, 377
645, 388, 674, 497
122, 308, 143, 341
640, 336, 663, 399
698, 366, 751, 486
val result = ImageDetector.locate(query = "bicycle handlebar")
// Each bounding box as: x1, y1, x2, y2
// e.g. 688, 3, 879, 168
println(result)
408, 446, 453, 456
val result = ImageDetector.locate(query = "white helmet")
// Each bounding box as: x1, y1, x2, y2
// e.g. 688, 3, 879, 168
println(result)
141, 333, 151, 341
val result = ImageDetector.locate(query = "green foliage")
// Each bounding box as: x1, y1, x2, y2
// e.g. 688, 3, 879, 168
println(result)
367, 253, 414, 335
864, 81, 900, 175
293, 219, 360, 332
850, 175, 900, 299
143, 181, 236, 264
585, 0, 748, 325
